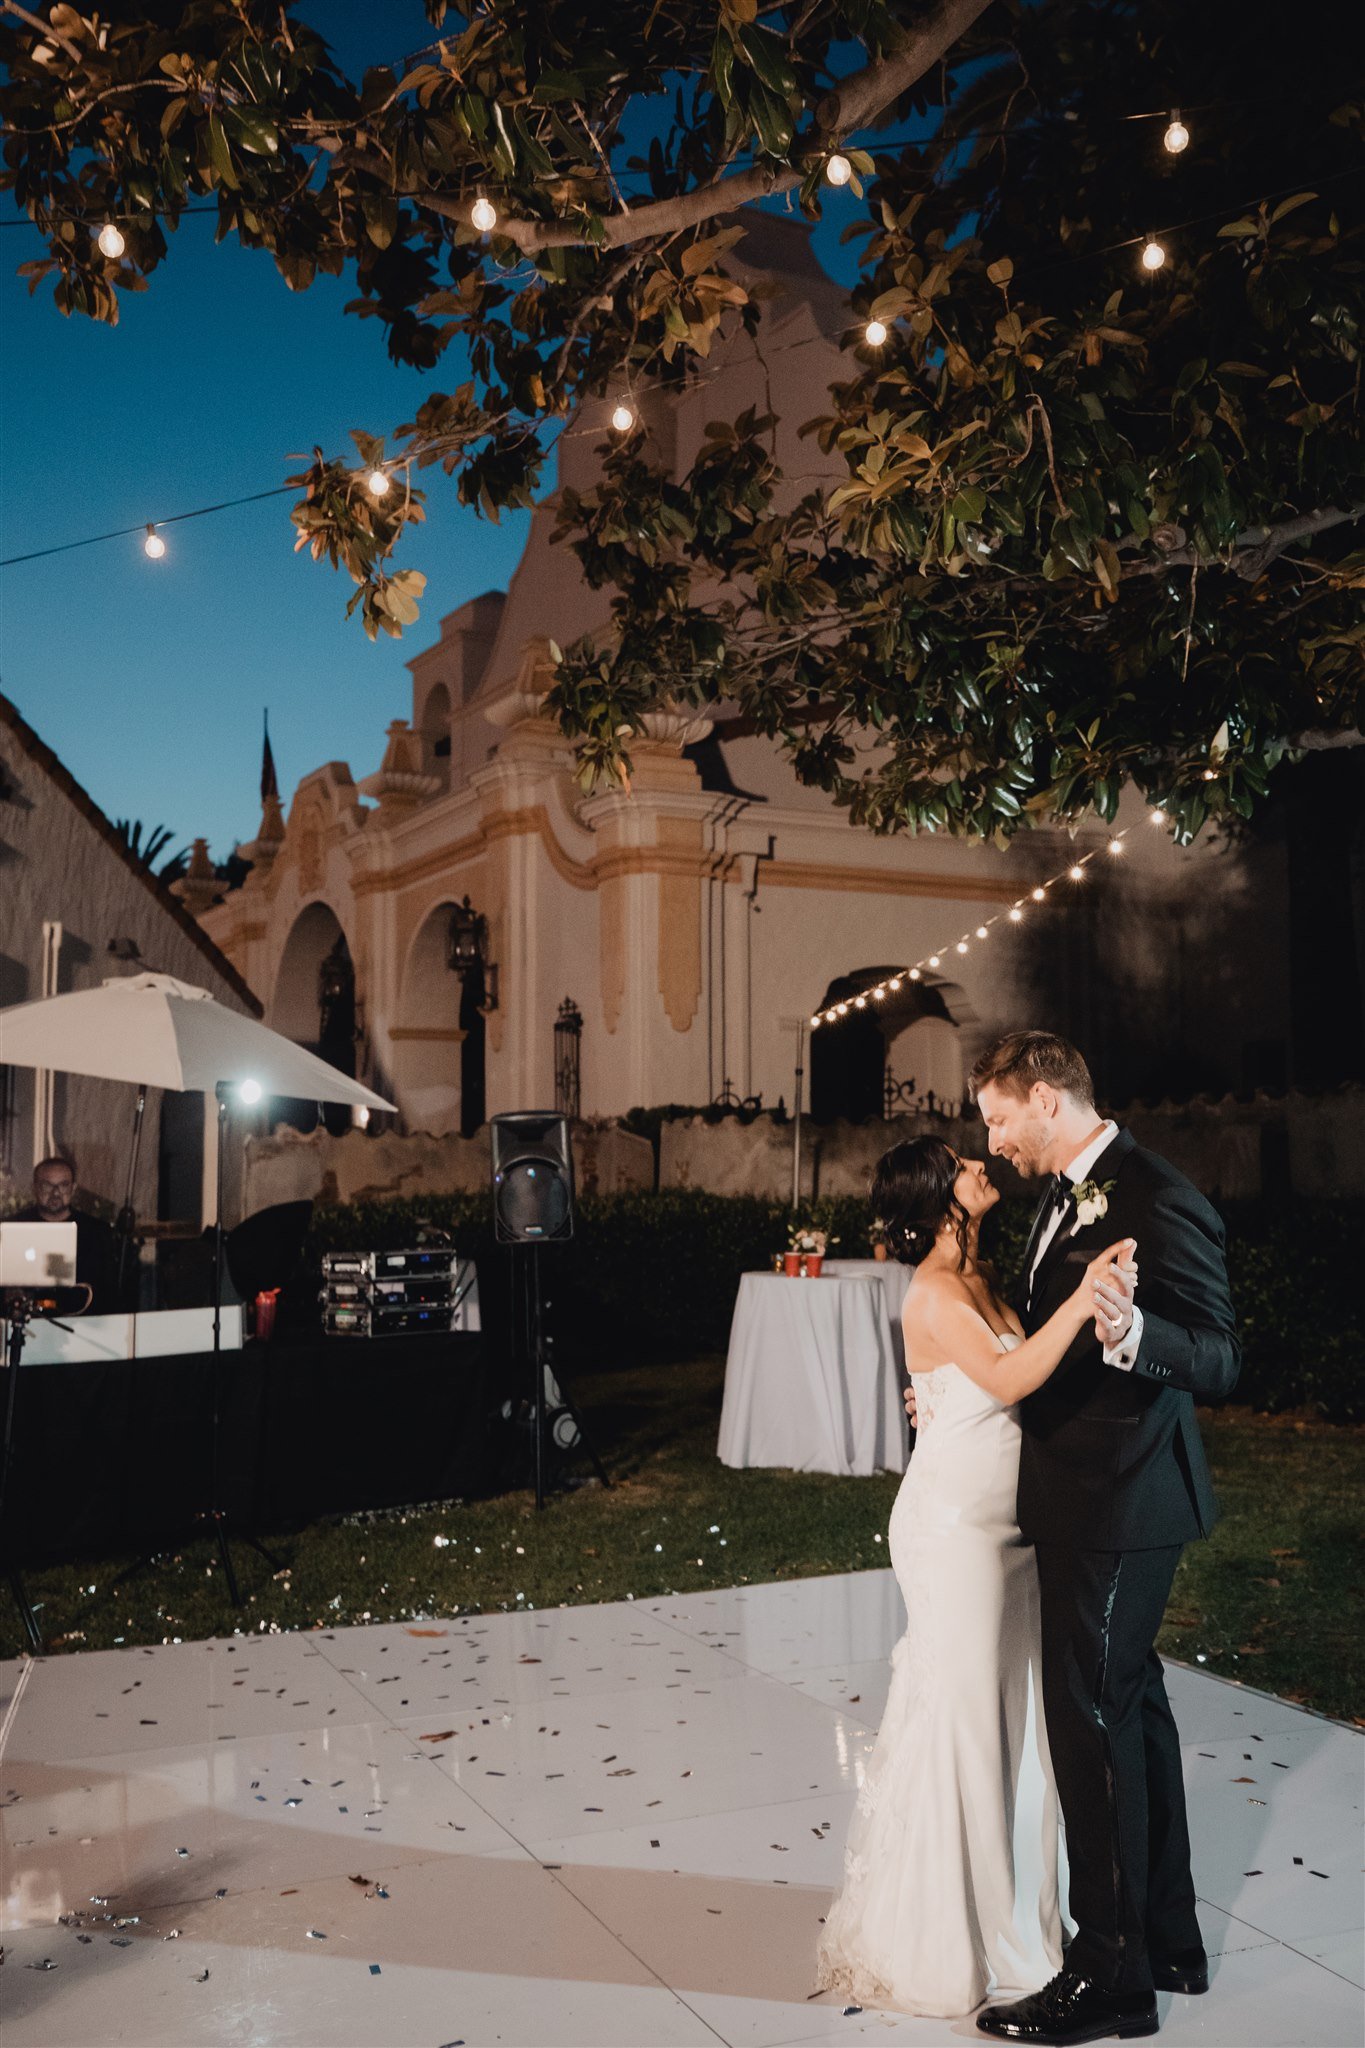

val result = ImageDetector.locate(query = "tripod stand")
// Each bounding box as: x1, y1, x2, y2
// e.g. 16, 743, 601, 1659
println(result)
1, 1301, 44, 1651
197, 1087, 282, 1604
512, 1244, 609, 1510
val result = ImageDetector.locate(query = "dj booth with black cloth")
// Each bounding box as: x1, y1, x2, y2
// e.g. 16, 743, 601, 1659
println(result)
3, 1332, 504, 1565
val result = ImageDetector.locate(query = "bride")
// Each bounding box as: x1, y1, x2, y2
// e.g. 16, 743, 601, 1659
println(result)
816, 1137, 1136, 2019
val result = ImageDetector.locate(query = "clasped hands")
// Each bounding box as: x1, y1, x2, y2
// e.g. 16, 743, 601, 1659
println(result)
901, 1242, 1140, 1430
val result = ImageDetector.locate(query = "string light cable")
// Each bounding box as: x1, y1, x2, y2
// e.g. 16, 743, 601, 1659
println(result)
807, 823, 1165, 1031
1, 160, 1356, 570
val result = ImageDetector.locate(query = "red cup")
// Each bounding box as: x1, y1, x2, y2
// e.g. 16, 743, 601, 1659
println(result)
782, 1251, 802, 1277
805, 1253, 824, 1277
254, 1287, 281, 1342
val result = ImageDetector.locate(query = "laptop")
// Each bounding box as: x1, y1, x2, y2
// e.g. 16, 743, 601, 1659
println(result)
0, 1221, 79, 1288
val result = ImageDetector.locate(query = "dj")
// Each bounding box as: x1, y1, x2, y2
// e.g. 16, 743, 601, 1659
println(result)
17, 1156, 119, 1312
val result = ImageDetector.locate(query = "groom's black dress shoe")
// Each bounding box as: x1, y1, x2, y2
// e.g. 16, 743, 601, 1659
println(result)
1151, 1947, 1208, 1995
976, 1971, 1159, 2044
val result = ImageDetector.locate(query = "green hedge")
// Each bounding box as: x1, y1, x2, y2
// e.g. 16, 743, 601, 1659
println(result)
301, 1192, 1365, 1423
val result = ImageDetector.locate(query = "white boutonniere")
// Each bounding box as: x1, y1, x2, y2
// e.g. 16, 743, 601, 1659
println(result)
1070, 1176, 1117, 1231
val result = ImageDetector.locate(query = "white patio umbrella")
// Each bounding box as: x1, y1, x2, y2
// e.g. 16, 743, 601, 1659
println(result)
0, 972, 395, 1348
0, 971, 394, 1109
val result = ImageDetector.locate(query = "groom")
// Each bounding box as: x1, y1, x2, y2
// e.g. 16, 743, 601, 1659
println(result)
965, 1031, 1240, 2045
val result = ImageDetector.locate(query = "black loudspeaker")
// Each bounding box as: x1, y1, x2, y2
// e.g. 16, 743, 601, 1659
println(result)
491, 1112, 574, 1243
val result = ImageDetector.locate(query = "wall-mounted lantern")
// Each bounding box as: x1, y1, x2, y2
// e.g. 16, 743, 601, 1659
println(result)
447, 896, 498, 1012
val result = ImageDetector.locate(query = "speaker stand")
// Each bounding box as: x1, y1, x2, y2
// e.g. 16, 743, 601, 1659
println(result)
516, 1245, 609, 1509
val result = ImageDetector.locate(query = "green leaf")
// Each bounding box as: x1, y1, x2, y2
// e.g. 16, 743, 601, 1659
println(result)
986, 256, 1013, 287
737, 22, 797, 97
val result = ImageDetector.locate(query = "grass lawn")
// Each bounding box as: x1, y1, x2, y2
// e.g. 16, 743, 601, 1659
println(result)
5, 1357, 1362, 1724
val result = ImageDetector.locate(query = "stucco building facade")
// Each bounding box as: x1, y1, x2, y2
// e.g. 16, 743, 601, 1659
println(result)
194, 222, 1265, 1137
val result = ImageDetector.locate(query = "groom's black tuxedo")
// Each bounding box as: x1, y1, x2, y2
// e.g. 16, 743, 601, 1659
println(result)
1019, 1125, 1240, 1548
1017, 1125, 1240, 1996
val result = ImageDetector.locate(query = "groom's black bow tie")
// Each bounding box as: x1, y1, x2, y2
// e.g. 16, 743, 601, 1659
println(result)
1044, 1174, 1072, 1216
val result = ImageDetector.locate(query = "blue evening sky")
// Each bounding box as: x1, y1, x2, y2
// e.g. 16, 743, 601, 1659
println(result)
0, 6, 869, 861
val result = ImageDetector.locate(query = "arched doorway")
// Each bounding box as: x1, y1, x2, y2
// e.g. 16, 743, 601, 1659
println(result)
391, 903, 466, 1134
810, 968, 966, 1122
269, 902, 357, 1134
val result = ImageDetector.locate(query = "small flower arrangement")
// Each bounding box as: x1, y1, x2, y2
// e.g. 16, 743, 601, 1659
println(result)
1073, 1176, 1117, 1228
788, 1220, 837, 1255
869, 1216, 887, 1249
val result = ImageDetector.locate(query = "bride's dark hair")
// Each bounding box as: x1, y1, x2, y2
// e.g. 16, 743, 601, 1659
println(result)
870, 1136, 972, 1269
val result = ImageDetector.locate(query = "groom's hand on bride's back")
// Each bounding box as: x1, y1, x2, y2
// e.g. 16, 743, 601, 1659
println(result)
904, 1380, 918, 1428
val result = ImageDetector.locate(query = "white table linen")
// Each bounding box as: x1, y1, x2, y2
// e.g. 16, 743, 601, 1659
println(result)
717, 1271, 909, 1477
821, 1257, 913, 1368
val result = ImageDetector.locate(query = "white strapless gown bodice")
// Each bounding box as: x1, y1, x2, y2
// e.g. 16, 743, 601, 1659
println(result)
815, 1336, 1066, 2017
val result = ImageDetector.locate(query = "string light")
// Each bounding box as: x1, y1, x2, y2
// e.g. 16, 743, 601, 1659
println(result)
1141, 236, 1168, 272
366, 468, 392, 498
1031, 887, 1046, 901
955, 940, 969, 954
824, 153, 852, 186
143, 523, 165, 559
610, 398, 637, 433
908, 969, 921, 981
928, 955, 941, 969
1149, 806, 1167, 824
470, 193, 498, 234
854, 994, 868, 1007
1108, 836, 1125, 854
1069, 863, 1085, 880
1163, 113, 1190, 155
96, 222, 125, 260
975, 925, 988, 939
863, 317, 888, 346
1009, 906, 1024, 921
810, 1013, 822, 1026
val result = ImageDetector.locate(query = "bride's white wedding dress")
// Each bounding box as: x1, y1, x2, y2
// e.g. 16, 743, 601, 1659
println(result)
816, 1328, 1066, 2018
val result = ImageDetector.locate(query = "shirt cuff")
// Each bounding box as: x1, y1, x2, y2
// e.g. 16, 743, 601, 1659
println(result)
1103, 1303, 1143, 1371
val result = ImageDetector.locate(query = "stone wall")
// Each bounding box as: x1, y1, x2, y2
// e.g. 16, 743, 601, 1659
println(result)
240, 1085, 1363, 1219
243, 1119, 654, 1216
657, 1088, 1365, 1204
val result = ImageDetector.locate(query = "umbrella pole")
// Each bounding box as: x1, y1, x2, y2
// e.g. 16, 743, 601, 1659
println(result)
115, 1085, 147, 1304
213, 1091, 226, 1357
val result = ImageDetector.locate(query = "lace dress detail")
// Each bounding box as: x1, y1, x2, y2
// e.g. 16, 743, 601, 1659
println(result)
815, 1335, 1065, 2018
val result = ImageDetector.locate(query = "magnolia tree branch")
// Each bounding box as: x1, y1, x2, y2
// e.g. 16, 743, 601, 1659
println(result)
1123, 501, 1365, 579
418, 0, 994, 252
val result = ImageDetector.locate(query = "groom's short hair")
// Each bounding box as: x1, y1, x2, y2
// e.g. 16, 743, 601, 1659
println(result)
970, 1031, 1095, 1107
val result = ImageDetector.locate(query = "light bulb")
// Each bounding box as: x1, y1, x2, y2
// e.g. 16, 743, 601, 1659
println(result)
837, 1002, 849, 1015
610, 398, 636, 434
1009, 907, 1024, 922
810, 1014, 822, 1027
928, 955, 941, 969
1149, 806, 1166, 825
854, 995, 867, 1008
471, 194, 497, 234
908, 968, 921, 981
956, 940, 969, 955
1031, 887, 1045, 901
1069, 863, 1085, 881
1108, 837, 1124, 855
97, 222, 125, 260
238, 1078, 263, 1105
1163, 115, 1189, 155
825, 153, 852, 187
366, 468, 392, 498
872, 985, 885, 999
1141, 237, 1167, 273
864, 317, 888, 346
1203, 767, 1217, 781
143, 524, 165, 559
975, 925, 989, 940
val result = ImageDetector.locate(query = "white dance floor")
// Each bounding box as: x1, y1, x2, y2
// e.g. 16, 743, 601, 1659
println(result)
2, 1573, 1360, 2046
